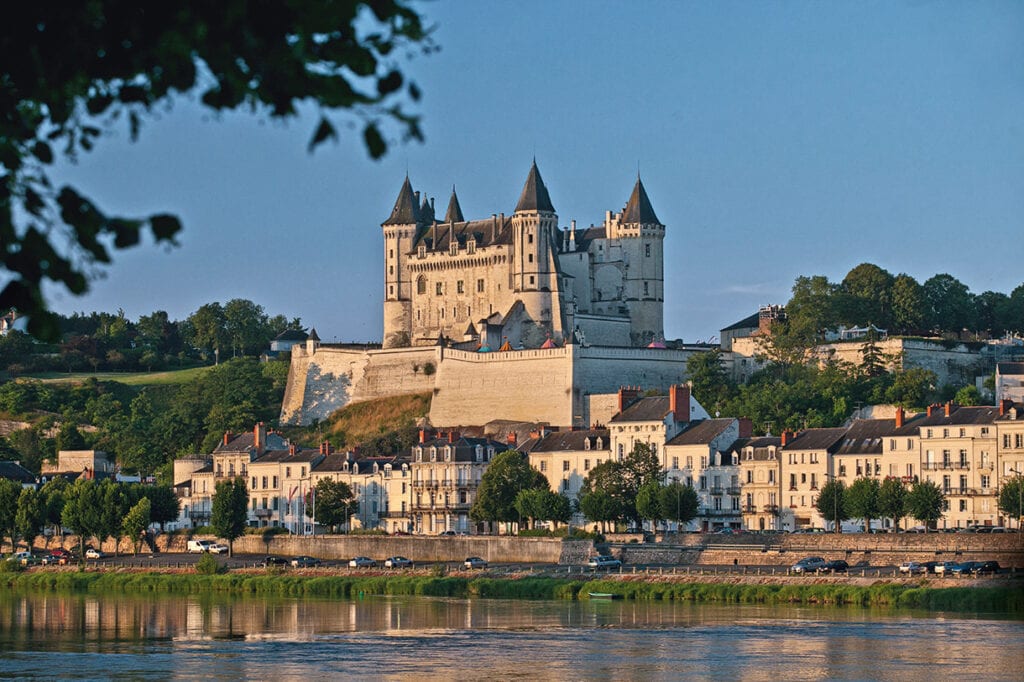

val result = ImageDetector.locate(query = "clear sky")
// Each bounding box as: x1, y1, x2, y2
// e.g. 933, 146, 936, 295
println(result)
45, 1, 1024, 344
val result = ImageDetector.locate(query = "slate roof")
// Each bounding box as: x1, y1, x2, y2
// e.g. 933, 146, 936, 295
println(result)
666, 419, 734, 446
744, 437, 782, 461
412, 215, 514, 252
0, 460, 35, 484
621, 177, 662, 225
251, 449, 324, 465
514, 161, 555, 213
916, 405, 1002, 427
444, 187, 465, 223
274, 329, 308, 342
997, 362, 1024, 375
213, 432, 288, 454
834, 419, 897, 456
518, 429, 610, 453
383, 176, 420, 225
572, 226, 608, 252
721, 312, 760, 332
610, 396, 670, 423
783, 428, 847, 452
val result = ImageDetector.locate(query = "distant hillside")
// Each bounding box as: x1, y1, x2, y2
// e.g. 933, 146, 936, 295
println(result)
27, 366, 212, 387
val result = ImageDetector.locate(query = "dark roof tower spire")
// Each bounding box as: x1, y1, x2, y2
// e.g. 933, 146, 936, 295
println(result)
444, 185, 465, 223
621, 176, 662, 226
382, 175, 420, 225
514, 160, 555, 213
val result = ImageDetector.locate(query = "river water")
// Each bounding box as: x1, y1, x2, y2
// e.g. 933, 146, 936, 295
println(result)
1, 592, 1021, 680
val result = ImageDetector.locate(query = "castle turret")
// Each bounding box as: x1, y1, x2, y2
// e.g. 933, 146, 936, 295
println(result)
618, 176, 665, 345
381, 176, 420, 348
511, 161, 562, 346
444, 186, 464, 223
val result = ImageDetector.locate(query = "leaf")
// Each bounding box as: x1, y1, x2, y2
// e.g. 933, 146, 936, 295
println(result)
112, 219, 143, 248
308, 117, 337, 152
148, 213, 182, 241
32, 141, 54, 164
364, 123, 386, 159
408, 81, 421, 102
86, 94, 114, 115
377, 70, 403, 95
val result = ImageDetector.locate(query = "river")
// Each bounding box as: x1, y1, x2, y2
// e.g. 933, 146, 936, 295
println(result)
1, 592, 1021, 680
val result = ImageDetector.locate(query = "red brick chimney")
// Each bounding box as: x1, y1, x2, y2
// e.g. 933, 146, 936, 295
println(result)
419, 429, 428, 443
895, 406, 905, 429
288, 444, 297, 456
254, 422, 267, 453
507, 432, 517, 445
669, 384, 690, 420
448, 431, 456, 443
781, 430, 792, 447
1000, 399, 1012, 416
944, 401, 953, 417
738, 417, 753, 438
618, 386, 641, 413
223, 431, 231, 446
927, 404, 935, 418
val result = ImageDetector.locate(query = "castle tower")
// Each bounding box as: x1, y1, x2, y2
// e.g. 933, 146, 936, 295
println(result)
511, 161, 562, 346
618, 176, 665, 345
381, 176, 420, 348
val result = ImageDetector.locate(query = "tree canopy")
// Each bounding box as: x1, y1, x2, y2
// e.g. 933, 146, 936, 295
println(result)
470, 450, 547, 530
2, 1, 434, 338
211, 477, 249, 554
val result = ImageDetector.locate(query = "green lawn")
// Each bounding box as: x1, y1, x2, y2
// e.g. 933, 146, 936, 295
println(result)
26, 366, 212, 386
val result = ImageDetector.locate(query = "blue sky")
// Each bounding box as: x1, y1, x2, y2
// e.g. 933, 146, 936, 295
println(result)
46, 1, 1024, 344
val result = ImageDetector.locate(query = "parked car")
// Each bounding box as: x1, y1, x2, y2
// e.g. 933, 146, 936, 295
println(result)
921, 561, 941, 574
290, 555, 322, 568
463, 557, 488, 569
899, 561, 925, 575
384, 556, 412, 568
41, 548, 73, 565
587, 555, 622, 569
949, 561, 982, 575
818, 560, 848, 574
349, 556, 377, 568
973, 560, 1001, 575
208, 543, 229, 555
84, 548, 104, 560
11, 551, 41, 566
440, 530, 457, 536
934, 561, 958, 575
790, 557, 827, 574
187, 540, 214, 553
262, 556, 288, 567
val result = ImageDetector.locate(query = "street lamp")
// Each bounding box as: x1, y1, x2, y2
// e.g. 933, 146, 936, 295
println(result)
1010, 468, 1023, 534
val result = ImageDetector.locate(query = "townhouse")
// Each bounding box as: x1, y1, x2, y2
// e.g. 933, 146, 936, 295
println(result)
739, 437, 782, 531
311, 451, 412, 533
664, 418, 749, 531
519, 428, 610, 528
779, 428, 846, 531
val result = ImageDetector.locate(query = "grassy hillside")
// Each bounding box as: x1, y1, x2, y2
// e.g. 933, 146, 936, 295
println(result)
27, 367, 212, 386
284, 392, 431, 449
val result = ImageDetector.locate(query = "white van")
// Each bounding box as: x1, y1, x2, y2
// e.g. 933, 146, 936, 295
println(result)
187, 540, 214, 553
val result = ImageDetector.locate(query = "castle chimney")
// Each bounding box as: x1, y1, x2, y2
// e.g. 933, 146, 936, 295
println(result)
738, 417, 753, 438
507, 432, 517, 445
895, 406, 905, 429
618, 386, 641, 413
945, 401, 953, 417
669, 384, 690, 421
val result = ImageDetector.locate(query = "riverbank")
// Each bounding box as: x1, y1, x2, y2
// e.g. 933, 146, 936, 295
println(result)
5, 569, 1021, 614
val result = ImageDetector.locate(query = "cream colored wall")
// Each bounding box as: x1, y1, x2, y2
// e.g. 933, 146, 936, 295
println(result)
779, 448, 830, 530
740, 455, 781, 531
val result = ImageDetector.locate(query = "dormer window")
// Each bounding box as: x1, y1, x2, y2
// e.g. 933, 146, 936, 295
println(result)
352, 463, 358, 474
596, 438, 603, 449
584, 438, 591, 451
450, 241, 458, 256
475, 445, 483, 460
467, 238, 476, 254
445, 447, 452, 462
418, 245, 426, 258
430, 447, 437, 462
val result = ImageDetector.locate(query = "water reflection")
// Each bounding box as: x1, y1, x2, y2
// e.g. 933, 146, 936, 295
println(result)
2, 592, 1021, 680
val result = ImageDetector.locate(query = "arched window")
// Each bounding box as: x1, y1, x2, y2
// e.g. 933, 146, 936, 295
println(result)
417, 276, 427, 295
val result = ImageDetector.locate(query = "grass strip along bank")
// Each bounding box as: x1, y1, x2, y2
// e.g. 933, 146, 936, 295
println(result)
4, 572, 1022, 613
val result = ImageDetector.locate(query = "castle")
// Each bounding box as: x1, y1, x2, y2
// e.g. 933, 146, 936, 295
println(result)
382, 162, 665, 350
281, 162, 698, 428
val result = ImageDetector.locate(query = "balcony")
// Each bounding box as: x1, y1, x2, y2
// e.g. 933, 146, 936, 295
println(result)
741, 505, 757, 514
727, 486, 742, 496
253, 508, 273, 518
709, 487, 724, 496
702, 509, 739, 517
763, 504, 779, 514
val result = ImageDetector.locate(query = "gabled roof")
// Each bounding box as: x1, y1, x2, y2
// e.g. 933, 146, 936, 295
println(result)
514, 161, 555, 213
412, 215, 514, 251
214, 432, 288, 454
783, 428, 847, 452
444, 186, 465, 223
610, 396, 670, 423
916, 404, 1002, 427
519, 429, 610, 453
274, 329, 308, 342
420, 195, 434, 223
996, 362, 1024, 375
721, 312, 760, 332
834, 419, 898, 456
743, 437, 782, 461
0, 460, 35, 484
383, 176, 420, 225
666, 418, 734, 446
621, 177, 661, 225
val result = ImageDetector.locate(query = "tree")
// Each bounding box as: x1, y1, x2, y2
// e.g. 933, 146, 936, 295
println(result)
308, 478, 358, 532
783, 275, 840, 346
685, 349, 734, 414
223, 299, 270, 357
61, 478, 104, 559
514, 488, 551, 530
578, 489, 621, 533
659, 481, 699, 529
186, 304, 229, 361
618, 442, 664, 523
815, 479, 848, 533
635, 480, 664, 531
100, 480, 129, 556
15, 487, 45, 551
891, 274, 926, 333
0, 478, 21, 551
878, 477, 908, 531
470, 450, 547, 532
210, 477, 249, 556
2, 2, 433, 339
997, 475, 1023, 533
907, 479, 945, 532
143, 485, 181, 531
122, 497, 151, 555
885, 368, 937, 409
839, 263, 894, 329
922, 274, 974, 333
55, 422, 87, 452
954, 385, 981, 406
844, 477, 880, 532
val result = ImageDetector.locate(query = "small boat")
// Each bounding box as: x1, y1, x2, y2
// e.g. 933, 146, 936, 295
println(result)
587, 592, 621, 600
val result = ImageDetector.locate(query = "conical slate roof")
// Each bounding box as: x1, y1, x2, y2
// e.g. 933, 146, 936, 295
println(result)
420, 195, 434, 223
621, 177, 661, 225
514, 161, 555, 213
444, 186, 465, 223
383, 176, 420, 225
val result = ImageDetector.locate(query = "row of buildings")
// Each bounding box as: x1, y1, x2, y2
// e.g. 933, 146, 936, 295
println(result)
171, 389, 1024, 535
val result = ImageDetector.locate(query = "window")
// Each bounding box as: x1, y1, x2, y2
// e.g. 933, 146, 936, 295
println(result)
981, 475, 990, 489
389, 265, 394, 275
943, 428, 949, 438
563, 461, 570, 472
261, 476, 268, 489
959, 428, 966, 437
584, 459, 591, 471
746, 470, 753, 483
528, 253, 534, 263
417, 277, 426, 295
435, 282, 443, 296
285, 467, 291, 478
528, 233, 534, 244
643, 281, 649, 296
251, 477, 257, 489
477, 279, 485, 292
529, 276, 535, 285
889, 439, 896, 451
467, 240, 475, 255
457, 280, 464, 294
1017, 434, 1024, 449
672, 456, 679, 469
768, 470, 775, 483
389, 249, 394, 258
959, 499, 967, 512
645, 244, 651, 257
540, 461, 547, 472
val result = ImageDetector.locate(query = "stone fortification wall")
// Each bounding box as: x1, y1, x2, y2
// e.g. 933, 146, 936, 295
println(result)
574, 346, 692, 426
429, 346, 575, 426
280, 345, 439, 425
821, 338, 992, 387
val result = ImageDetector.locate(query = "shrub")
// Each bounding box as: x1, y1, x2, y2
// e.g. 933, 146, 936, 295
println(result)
1, 559, 25, 573
195, 553, 225, 575
422, 362, 435, 376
